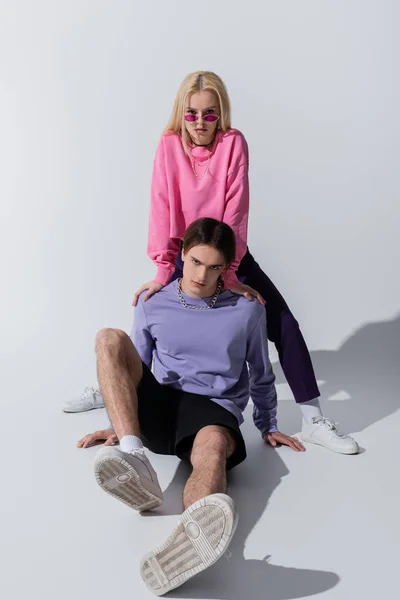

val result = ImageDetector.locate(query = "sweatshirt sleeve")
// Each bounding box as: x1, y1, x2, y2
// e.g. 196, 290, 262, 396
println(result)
147, 137, 181, 286
246, 309, 278, 436
222, 135, 250, 289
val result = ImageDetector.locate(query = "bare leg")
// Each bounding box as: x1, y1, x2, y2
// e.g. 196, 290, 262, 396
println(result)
140, 425, 238, 595
95, 328, 143, 441
93, 329, 163, 512
183, 425, 236, 509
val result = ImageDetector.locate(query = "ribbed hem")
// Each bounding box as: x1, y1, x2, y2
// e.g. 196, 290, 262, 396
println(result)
154, 266, 175, 286
263, 425, 279, 435
223, 272, 240, 289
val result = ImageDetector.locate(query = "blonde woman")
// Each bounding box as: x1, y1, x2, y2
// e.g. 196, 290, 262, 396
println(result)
66, 72, 358, 455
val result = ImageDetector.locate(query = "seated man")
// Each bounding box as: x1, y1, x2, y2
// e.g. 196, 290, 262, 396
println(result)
78, 217, 304, 596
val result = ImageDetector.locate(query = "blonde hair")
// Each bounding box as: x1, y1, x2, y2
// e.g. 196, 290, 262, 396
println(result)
164, 71, 232, 150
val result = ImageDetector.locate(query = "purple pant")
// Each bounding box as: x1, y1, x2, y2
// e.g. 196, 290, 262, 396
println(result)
172, 248, 320, 404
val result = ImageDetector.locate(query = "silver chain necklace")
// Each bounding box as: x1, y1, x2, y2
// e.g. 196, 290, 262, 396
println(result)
177, 278, 222, 310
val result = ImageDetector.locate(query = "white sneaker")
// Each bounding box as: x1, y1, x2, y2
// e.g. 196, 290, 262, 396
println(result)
140, 493, 238, 596
300, 417, 359, 454
94, 446, 163, 512
62, 385, 104, 413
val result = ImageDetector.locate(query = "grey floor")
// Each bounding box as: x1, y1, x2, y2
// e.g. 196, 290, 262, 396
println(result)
3, 315, 399, 599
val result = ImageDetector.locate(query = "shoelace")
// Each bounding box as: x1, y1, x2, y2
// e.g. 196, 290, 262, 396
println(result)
312, 417, 348, 438
80, 385, 100, 400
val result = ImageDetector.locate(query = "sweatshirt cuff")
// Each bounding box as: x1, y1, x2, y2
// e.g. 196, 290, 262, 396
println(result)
153, 265, 176, 287
263, 425, 279, 436
258, 421, 279, 437
223, 271, 240, 289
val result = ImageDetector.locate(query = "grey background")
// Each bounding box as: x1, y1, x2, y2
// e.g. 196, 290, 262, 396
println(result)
1, 1, 399, 599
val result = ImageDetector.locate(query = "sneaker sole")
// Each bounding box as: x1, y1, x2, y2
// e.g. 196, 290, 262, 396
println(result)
140, 493, 238, 596
298, 433, 359, 455
94, 452, 163, 512
62, 405, 104, 413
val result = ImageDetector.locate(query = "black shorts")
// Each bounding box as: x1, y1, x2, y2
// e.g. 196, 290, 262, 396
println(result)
136, 363, 247, 471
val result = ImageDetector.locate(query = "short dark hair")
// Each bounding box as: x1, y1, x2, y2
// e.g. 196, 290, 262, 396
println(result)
182, 218, 236, 267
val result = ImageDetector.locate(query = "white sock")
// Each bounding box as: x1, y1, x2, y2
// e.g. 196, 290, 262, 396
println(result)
120, 435, 143, 454
300, 398, 323, 424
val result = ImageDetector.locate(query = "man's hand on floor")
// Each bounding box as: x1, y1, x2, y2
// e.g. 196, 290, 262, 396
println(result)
264, 431, 306, 452
77, 429, 118, 449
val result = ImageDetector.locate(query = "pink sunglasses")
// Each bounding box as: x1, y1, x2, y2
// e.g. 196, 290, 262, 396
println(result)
184, 114, 220, 123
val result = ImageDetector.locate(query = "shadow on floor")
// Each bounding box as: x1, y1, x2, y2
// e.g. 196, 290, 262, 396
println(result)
273, 313, 400, 436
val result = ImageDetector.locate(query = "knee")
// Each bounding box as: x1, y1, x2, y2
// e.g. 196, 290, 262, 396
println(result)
95, 328, 127, 355
191, 426, 235, 465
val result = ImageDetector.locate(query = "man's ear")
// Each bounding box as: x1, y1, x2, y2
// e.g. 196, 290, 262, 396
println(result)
181, 250, 185, 262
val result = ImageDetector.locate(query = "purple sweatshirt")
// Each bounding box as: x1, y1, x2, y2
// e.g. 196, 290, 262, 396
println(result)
131, 280, 278, 437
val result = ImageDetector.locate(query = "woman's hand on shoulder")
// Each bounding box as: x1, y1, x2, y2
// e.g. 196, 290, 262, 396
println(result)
132, 282, 164, 306
228, 283, 265, 305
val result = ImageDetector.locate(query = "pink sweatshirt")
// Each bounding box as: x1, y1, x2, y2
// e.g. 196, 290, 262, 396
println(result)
148, 128, 249, 288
